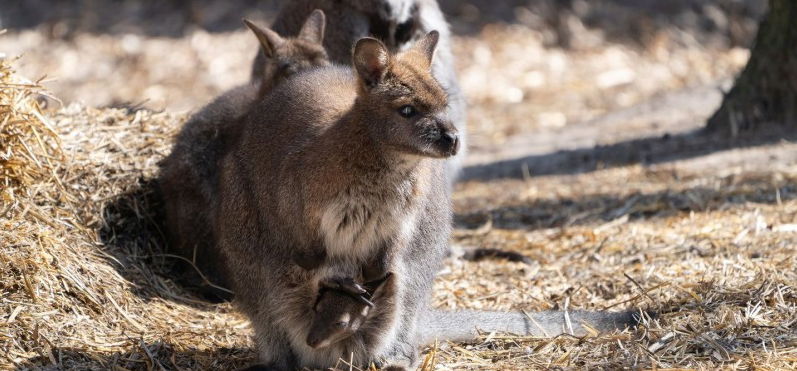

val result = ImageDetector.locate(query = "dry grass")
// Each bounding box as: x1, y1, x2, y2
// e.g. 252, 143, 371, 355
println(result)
0, 53, 61, 207
434, 162, 797, 370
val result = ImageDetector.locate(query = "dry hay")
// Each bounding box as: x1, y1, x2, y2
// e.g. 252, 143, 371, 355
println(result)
437, 162, 797, 370
0, 53, 61, 209
1, 51, 796, 371
0, 55, 252, 369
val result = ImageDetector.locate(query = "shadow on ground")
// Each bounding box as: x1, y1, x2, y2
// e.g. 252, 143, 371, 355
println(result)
95, 129, 797, 305
14, 343, 254, 370
461, 128, 797, 181
98, 177, 226, 307
456, 169, 796, 231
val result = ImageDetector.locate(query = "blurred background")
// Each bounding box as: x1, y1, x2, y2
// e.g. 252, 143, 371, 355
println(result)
0, 0, 767, 168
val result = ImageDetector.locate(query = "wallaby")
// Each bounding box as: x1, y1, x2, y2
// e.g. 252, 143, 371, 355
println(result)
218, 31, 455, 370
306, 273, 396, 350
218, 31, 642, 370
158, 11, 329, 299
251, 0, 467, 181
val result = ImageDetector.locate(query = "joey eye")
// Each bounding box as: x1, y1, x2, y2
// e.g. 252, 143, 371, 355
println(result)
398, 105, 417, 118
278, 61, 296, 75
334, 321, 348, 328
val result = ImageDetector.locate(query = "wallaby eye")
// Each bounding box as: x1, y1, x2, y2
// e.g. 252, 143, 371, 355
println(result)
398, 105, 417, 118
278, 61, 296, 75
334, 321, 348, 328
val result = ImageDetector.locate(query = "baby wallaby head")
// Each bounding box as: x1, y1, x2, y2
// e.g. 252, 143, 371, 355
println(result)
244, 9, 330, 91
306, 273, 395, 349
306, 288, 370, 349
352, 31, 459, 159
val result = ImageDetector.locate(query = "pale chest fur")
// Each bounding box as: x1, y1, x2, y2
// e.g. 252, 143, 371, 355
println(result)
318, 173, 420, 263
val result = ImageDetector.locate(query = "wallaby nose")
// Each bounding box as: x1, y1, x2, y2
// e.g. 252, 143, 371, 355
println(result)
306, 335, 321, 349
438, 131, 460, 156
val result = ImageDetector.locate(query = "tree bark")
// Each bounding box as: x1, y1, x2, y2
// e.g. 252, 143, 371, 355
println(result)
706, 0, 797, 135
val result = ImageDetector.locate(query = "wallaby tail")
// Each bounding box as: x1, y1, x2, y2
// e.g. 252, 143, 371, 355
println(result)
420, 309, 642, 345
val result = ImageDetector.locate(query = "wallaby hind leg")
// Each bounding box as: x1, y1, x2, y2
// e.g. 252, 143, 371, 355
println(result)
249, 318, 299, 371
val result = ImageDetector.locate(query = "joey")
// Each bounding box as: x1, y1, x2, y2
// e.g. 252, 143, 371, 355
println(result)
306, 273, 396, 349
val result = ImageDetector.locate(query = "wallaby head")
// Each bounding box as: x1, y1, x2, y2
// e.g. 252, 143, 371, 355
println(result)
352, 30, 459, 159
305, 273, 395, 350
244, 9, 330, 94
343, 0, 416, 24
306, 289, 369, 349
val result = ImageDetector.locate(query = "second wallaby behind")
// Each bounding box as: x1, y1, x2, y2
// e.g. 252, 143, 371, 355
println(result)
158, 11, 329, 299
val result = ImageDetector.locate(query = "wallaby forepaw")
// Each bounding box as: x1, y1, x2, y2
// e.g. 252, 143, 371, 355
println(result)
321, 276, 366, 295
320, 277, 374, 307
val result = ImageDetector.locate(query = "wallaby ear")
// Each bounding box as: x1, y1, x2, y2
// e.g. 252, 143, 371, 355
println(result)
411, 30, 440, 68
298, 9, 326, 44
353, 38, 391, 88
370, 273, 394, 299
243, 18, 285, 59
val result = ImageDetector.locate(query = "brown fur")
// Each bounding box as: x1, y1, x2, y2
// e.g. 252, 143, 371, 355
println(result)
158, 12, 330, 299
244, 10, 330, 97
216, 32, 453, 369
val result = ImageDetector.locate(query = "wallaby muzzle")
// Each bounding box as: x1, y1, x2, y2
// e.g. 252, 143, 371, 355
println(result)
432, 120, 459, 157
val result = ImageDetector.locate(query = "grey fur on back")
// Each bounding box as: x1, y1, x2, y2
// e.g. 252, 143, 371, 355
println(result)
158, 84, 258, 297
252, 0, 467, 181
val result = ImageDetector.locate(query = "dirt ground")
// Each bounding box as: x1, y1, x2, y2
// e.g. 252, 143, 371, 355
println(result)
2, 0, 796, 370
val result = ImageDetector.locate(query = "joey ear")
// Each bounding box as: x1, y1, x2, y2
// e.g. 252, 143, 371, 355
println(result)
368, 272, 394, 299
353, 38, 391, 88
411, 30, 440, 68
243, 18, 285, 59
298, 9, 326, 44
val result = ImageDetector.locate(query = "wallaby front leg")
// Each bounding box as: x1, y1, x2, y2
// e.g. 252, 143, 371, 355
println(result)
362, 238, 395, 282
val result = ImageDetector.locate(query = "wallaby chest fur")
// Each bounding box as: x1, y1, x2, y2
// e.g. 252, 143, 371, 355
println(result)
234, 66, 431, 267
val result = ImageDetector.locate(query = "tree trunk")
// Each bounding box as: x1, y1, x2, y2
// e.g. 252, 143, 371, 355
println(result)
706, 0, 797, 135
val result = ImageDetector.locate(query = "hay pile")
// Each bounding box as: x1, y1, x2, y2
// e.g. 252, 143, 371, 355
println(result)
0, 55, 252, 369
0, 54, 60, 205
